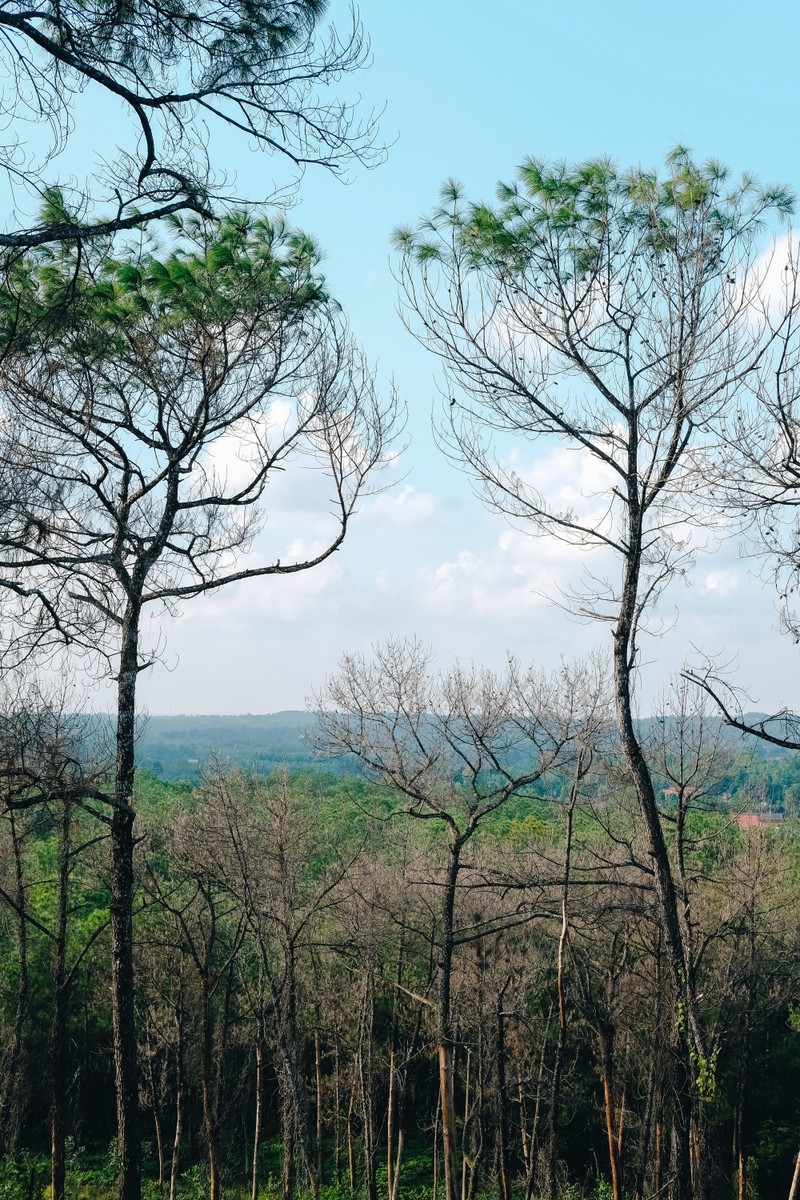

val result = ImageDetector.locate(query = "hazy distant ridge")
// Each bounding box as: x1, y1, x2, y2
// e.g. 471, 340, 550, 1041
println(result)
134, 710, 796, 781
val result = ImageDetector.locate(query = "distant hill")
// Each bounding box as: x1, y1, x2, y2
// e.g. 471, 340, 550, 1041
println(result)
130, 710, 800, 782
134, 711, 335, 780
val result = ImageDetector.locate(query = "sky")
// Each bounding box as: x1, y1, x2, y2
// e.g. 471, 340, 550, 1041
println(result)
38, 1, 800, 714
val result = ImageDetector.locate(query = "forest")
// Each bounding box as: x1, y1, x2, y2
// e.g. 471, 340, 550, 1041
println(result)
1, 683, 800, 1200
0, 3, 799, 1200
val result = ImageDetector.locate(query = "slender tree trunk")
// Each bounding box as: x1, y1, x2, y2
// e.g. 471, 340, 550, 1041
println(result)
467, 1023, 484, 1200
357, 971, 377, 1200
51, 802, 70, 1200
547, 761, 581, 1200
264, 948, 317, 1200
735, 920, 755, 1200
251, 1042, 264, 1200
517, 1075, 529, 1177
334, 1039, 341, 1186
169, 1083, 183, 1200
433, 1088, 440, 1200
461, 1048, 470, 1200
387, 931, 407, 1200
390, 1131, 404, 1200
613, 529, 696, 1200
438, 840, 462, 1200
496, 986, 510, 1200
788, 1149, 800, 1200
315, 1032, 323, 1189
690, 1119, 702, 1200
112, 607, 143, 1200
201, 966, 222, 1200
282, 1086, 295, 1200
599, 1028, 621, 1200
153, 1112, 164, 1192
169, 1006, 184, 1200
346, 1079, 355, 1194
387, 1049, 397, 1200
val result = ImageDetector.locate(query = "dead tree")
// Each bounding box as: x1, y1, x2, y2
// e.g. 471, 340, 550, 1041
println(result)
314, 638, 607, 1200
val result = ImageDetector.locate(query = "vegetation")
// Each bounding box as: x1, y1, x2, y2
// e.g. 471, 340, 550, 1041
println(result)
0, 0, 797, 1194
0, 748, 799, 1200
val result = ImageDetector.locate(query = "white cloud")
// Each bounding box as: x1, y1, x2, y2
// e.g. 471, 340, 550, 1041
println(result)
700, 569, 741, 598
133, 426, 800, 715
362, 484, 438, 527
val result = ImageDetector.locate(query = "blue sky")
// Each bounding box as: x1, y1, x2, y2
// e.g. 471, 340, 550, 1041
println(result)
78, 0, 800, 713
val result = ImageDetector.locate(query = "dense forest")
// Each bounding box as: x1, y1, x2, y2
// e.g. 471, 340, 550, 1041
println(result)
1, 726, 799, 1200
132, 713, 800, 790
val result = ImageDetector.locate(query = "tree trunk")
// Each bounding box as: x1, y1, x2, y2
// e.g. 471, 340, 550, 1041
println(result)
51, 802, 70, 1200
547, 761, 581, 1200
334, 1039, 341, 1186
387, 1049, 397, 1200
315, 1032, 323, 1189
112, 607, 143, 1200
788, 1149, 800, 1200
390, 1130, 404, 1200
517, 1075, 529, 1177
438, 840, 462, 1200
433, 1088, 440, 1200
346, 1080, 355, 1194
153, 1111, 164, 1193
496, 987, 510, 1200
263, 946, 317, 1200
281, 1083, 295, 1200
461, 1048, 470, 1200
169, 1082, 183, 1200
357, 972, 377, 1200
251, 1042, 264, 1200
599, 1027, 621, 1200
202, 1075, 222, 1200
387, 930, 406, 1200
438, 1044, 458, 1200
613, 528, 697, 1200
201, 972, 222, 1200
168, 1006, 184, 1200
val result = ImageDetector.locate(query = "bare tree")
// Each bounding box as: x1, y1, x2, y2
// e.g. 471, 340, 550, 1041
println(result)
144, 813, 247, 1200
394, 149, 796, 1200
686, 246, 800, 747
0, 213, 400, 1200
185, 764, 355, 1200
0, 0, 380, 248
314, 637, 607, 1200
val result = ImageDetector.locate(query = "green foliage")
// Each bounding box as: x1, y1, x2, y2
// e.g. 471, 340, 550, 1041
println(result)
591, 1182, 614, 1200
397, 147, 793, 313
0, 209, 328, 364
177, 1165, 208, 1200
2, 754, 800, 1196
0, 1153, 45, 1200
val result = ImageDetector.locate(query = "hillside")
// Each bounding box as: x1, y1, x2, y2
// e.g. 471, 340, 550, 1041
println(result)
135, 711, 336, 778
132, 710, 800, 787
